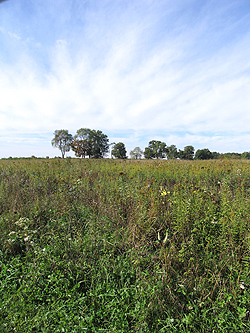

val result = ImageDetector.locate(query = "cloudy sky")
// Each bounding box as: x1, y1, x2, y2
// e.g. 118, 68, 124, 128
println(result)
0, 0, 250, 158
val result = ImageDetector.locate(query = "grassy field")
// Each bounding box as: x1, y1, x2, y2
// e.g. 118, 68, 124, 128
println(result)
0, 158, 250, 332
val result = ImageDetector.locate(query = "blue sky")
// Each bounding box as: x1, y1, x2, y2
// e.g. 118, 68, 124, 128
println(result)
0, 0, 250, 158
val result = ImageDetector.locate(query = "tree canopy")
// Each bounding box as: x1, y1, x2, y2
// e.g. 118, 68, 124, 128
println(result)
195, 148, 213, 160
71, 138, 91, 158
166, 145, 178, 159
178, 145, 195, 160
144, 140, 168, 159
111, 142, 127, 159
73, 128, 109, 158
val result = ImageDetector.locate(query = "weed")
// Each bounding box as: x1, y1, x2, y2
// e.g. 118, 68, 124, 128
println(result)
0, 158, 250, 332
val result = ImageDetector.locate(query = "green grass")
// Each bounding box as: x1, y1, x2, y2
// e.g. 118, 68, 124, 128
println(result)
0, 158, 250, 332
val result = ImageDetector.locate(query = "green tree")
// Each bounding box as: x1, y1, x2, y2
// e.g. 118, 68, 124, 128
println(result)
90, 129, 109, 158
195, 148, 212, 160
130, 147, 143, 159
51, 129, 73, 158
144, 140, 167, 159
112, 142, 127, 159
166, 145, 178, 159
74, 128, 109, 158
178, 145, 195, 160
144, 147, 153, 159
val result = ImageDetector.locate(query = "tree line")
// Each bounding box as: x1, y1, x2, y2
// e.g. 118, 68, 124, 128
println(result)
51, 129, 250, 160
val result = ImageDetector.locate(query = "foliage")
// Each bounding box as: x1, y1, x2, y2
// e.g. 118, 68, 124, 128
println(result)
0, 158, 250, 332
51, 129, 73, 158
74, 128, 109, 158
111, 142, 127, 159
166, 144, 178, 159
130, 147, 143, 159
144, 140, 167, 159
71, 138, 91, 158
241, 152, 250, 159
222, 152, 241, 159
211, 151, 220, 159
178, 145, 195, 160
195, 148, 213, 160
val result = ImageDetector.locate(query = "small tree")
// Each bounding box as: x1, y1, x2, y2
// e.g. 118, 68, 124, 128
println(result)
112, 142, 127, 159
51, 129, 73, 158
130, 147, 143, 159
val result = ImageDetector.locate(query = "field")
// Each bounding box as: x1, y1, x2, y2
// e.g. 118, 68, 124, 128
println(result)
0, 158, 250, 332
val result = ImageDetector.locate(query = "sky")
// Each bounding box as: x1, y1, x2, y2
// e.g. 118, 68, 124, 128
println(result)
0, 0, 250, 158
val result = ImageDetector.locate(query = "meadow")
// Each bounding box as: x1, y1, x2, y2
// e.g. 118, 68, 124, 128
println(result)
0, 157, 249, 332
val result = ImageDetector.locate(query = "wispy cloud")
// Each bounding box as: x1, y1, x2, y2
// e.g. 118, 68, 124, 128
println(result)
0, 0, 250, 157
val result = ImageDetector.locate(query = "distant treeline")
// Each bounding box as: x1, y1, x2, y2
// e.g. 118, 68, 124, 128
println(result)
3, 129, 249, 160
49, 129, 250, 160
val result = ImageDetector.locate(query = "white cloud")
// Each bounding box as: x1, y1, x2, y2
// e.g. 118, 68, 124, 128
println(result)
0, 0, 250, 157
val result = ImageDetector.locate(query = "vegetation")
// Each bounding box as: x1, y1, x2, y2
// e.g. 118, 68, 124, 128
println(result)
144, 140, 168, 159
178, 146, 195, 160
130, 147, 143, 160
0, 158, 250, 332
53, 128, 109, 159
194, 148, 213, 160
51, 130, 73, 159
111, 142, 127, 159
51, 128, 250, 160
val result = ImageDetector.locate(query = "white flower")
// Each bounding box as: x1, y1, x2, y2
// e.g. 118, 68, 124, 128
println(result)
24, 236, 30, 242
240, 282, 245, 290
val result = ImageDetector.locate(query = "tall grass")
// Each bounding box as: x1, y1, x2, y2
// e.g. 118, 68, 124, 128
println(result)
0, 158, 249, 332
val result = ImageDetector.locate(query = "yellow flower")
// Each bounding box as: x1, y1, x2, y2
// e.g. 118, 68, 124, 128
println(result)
161, 190, 167, 196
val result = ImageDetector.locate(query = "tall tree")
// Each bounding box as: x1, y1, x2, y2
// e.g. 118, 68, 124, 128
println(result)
90, 129, 109, 158
144, 140, 167, 159
112, 142, 127, 159
51, 129, 73, 158
130, 147, 143, 159
74, 128, 109, 158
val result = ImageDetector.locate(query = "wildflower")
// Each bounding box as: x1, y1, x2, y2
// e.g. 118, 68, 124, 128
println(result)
240, 282, 245, 290
236, 169, 242, 176
211, 218, 217, 224
161, 190, 170, 196
24, 236, 30, 242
